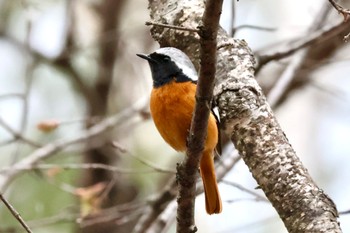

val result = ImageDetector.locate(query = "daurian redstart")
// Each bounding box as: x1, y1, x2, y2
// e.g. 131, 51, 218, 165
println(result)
137, 47, 222, 214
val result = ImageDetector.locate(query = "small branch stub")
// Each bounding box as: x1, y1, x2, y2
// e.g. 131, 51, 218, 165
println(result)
145, 21, 199, 33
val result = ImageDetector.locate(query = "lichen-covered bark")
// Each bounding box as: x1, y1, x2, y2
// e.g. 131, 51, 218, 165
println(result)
215, 40, 340, 232
147, 0, 341, 232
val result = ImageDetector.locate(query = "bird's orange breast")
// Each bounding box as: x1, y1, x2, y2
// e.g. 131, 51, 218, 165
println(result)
150, 80, 218, 152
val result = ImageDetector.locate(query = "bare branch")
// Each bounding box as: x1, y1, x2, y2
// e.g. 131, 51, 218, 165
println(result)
232, 24, 276, 36
267, 49, 308, 108
0, 97, 148, 192
145, 21, 199, 33
0, 163, 174, 175
339, 209, 350, 215
146, 200, 177, 233
221, 180, 268, 202
0, 116, 41, 148
133, 178, 177, 233
26, 201, 145, 229
0, 93, 24, 100
176, 0, 223, 232
111, 142, 175, 174
0, 193, 32, 233
329, 0, 350, 22
27, 209, 78, 229
78, 207, 143, 228
133, 145, 240, 233
266, 3, 335, 108
11, 14, 35, 164
0, 138, 16, 147
257, 20, 350, 69
0, 33, 98, 111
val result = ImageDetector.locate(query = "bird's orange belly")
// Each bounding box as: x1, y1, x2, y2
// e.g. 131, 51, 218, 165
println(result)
150, 81, 218, 152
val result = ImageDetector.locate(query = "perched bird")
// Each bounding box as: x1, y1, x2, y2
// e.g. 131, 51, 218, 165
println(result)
137, 47, 222, 214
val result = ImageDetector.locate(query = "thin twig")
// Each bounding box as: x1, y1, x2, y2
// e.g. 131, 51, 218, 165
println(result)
111, 141, 175, 174
78, 201, 145, 228
0, 116, 41, 148
0, 163, 174, 175
98, 173, 118, 204
230, 0, 236, 37
26, 201, 145, 229
266, 3, 333, 108
11, 17, 35, 164
0, 31, 98, 111
145, 21, 199, 33
232, 24, 276, 36
0, 97, 148, 192
266, 49, 307, 108
328, 0, 350, 41
329, 0, 350, 21
79, 207, 143, 228
0, 93, 24, 99
27, 201, 142, 229
133, 145, 240, 233
28, 212, 78, 229
0, 193, 33, 233
225, 197, 267, 203
146, 200, 177, 233
0, 138, 16, 147
339, 209, 350, 215
221, 180, 268, 202
257, 20, 350, 69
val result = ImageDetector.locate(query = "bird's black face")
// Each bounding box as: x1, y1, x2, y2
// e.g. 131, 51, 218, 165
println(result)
137, 52, 192, 88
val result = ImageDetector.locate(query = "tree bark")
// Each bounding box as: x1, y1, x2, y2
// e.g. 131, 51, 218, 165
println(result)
147, 0, 342, 232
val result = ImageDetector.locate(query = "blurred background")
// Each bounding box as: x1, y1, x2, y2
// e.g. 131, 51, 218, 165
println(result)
0, 0, 349, 232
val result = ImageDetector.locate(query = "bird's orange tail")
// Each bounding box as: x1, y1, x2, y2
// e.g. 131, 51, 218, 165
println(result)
200, 150, 222, 214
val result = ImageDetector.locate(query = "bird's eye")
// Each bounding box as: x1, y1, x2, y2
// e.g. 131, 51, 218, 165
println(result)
163, 56, 170, 62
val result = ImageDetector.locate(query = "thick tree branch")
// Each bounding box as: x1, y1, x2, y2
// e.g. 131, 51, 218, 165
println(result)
216, 42, 342, 233
147, 0, 342, 232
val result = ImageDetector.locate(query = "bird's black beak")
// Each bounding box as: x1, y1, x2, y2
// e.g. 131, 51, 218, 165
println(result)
137, 53, 152, 61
